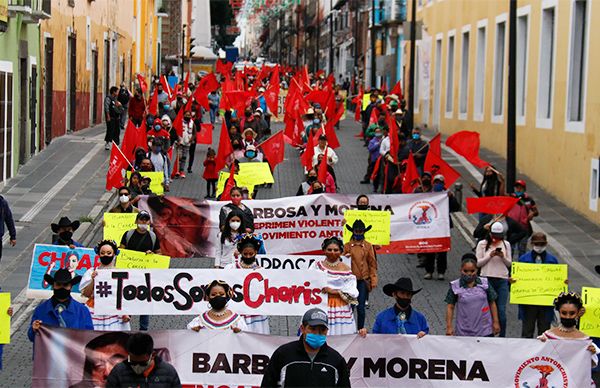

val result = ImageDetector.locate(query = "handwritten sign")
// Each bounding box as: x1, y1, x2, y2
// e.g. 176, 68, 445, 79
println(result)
115, 248, 170, 269
215, 171, 256, 197
0, 293, 10, 344
126, 171, 164, 195
103, 213, 137, 243
580, 287, 600, 337
343, 209, 391, 245
238, 162, 274, 185
509, 263, 568, 306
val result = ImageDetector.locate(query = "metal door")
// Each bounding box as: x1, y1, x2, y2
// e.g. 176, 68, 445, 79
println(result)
30, 65, 37, 155
68, 35, 76, 132
19, 58, 27, 165
44, 37, 53, 144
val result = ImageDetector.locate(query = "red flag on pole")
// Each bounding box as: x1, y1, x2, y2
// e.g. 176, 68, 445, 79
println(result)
264, 85, 279, 117
401, 152, 420, 194
317, 147, 329, 184
136, 74, 148, 95
169, 147, 180, 178
160, 75, 173, 102
354, 86, 363, 122
196, 123, 213, 145
183, 71, 190, 95
220, 163, 237, 201
148, 86, 158, 116
388, 117, 399, 163
445, 131, 490, 168
466, 196, 520, 215
258, 130, 285, 169
300, 130, 315, 170
215, 121, 233, 171
323, 120, 341, 149
428, 133, 441, 156
390, 81, 403, 99
121, 120, 148, 161
424, 150, 461, 187
106, 142, 130, 190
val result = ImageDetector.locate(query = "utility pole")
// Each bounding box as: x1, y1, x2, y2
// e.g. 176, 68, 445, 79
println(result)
316, 0, 321, 72
329, 0, 334, 74
408, 0, 416, 123
353, 0, 359, 93
506, 0, 517, 192
370, 0, 376, 87
181, 24, 186, 76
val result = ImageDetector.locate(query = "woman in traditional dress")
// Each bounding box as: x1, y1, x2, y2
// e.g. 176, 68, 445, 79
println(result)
187, 280, 247, 332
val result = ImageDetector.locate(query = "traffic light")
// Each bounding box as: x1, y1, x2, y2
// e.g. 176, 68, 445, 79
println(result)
188, 37, 196, 57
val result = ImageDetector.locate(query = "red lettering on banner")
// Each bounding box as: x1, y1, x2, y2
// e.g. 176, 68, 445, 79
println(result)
264, 278, 279, 303
244, 272, 264, 308
38, 252, 66, 267
242, 272, 322, 308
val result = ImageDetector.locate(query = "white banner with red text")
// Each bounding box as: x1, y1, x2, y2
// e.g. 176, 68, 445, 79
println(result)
93, 268, 328, 316
32, 327, 591, 388
137, 193, 450, 258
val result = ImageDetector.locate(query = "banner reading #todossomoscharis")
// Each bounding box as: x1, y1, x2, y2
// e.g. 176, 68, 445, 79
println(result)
137, 193, 450, 258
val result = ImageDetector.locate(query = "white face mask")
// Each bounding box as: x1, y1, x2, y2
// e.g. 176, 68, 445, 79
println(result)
119, 195, 130, 203
229, 221, 241, 231
533, 245, 546, 254
137, 223, 149, 231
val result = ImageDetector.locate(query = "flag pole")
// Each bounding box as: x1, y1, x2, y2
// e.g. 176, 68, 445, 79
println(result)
112, 141, 134, 170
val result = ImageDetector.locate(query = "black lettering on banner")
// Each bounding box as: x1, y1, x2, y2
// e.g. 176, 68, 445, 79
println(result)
252, 354, 270, 375
173, 272, 193, 310
467, 361, 489, 381
231, 284, 243, 302
192, 353, 210, 373
163, 285, 174, 303
211, 353, 232, 373
364, 358, 386, 378
409, 358, 427, 379
112, 271, 129, 309
232, 354, 252, 374
254, 208, 263, 218
310, 204, 321, 216
296, 206, 308, 217
123, 285, 136, 301
387, 358, 408, 378
428, 359, 446, 380
273, 258, 281, 269
151, 285, 165, 301
325, 204, 339, 216
346, 357, 357, 371
446, 360, 466, 380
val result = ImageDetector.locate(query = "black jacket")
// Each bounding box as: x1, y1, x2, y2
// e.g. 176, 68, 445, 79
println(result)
106, 356, 181, 388
261, 338, 350, 388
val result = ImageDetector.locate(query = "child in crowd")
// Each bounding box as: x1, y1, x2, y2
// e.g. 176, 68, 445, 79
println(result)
203, 148, 218, 199
187, 280, 247, 332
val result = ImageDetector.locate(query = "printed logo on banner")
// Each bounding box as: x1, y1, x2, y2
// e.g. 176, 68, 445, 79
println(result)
513, 356, 569, 387
408, 201, 439, 227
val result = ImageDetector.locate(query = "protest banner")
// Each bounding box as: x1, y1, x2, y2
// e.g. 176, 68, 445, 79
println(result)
0, 293, 10, 344
94, 268, 328, 316
115, 248, 170, 269
137, 192, 450, 258
103, 213, 137, 243
580, 287, 600, 337
33, 326, 592, 388
509, 263, 568, 306
343, 209, 391, 245
126, 171, 164, 195
256, 254, 349, 269
272, 89, 287, 122
26, 244, 100, 299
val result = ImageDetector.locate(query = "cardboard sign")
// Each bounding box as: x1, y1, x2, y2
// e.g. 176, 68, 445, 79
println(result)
215, 170, 256, 197
103, 213, 137, 244
126, 171, 164, 195
238, 162, 275, 185
115, 248, 170, 269
509, 263, 568, 306
343, 209, 391, 245
580, 287, 600, 337
0, 293, 10, 344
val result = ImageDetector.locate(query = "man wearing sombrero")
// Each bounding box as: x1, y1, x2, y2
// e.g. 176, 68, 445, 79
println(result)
28, 268, 93, 342
51, 216, 83, 248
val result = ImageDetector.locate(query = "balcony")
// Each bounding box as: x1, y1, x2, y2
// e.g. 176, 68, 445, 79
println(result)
9, 0, 51, 23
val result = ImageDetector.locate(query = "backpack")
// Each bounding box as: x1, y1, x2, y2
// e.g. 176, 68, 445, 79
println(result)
125, 229, 157, 250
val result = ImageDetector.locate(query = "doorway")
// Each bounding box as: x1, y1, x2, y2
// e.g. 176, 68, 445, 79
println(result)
18, 57, 27, 165
44, 37, 53, 144
30, 64, 37, 155
92, 49, 98, 124
67, 35, 76, 132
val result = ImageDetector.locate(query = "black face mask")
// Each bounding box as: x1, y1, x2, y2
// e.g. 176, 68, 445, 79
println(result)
312, 188, 324, 194
307, 176, 317, 183
357, 204, 369, 211
396, 297, 411, 309
53, 287, 71, 300
241, 256, 255, 265
100, 255, 114, 266
244, 112, 251, 117
422, 179, 431, 186
59, 231, 73, 242
560, 317, 577, 328
209, 296, 228, 311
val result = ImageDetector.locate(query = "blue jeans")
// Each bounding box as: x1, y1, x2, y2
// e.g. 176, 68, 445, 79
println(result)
139, 315, 150, 331
355, 280, 369, 330
488, 277, 508, 337
210, 107, 218, 124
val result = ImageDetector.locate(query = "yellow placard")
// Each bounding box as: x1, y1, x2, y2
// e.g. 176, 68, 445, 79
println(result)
362, 93, 371, 111
580, 287, 600, 337
215, 171, 256, 198
115, 248, 170, 269
103, 213, 138, 244
343, 210, 391, 245
509, 263, 568, 306
126, 171, 165, 195
0, 293, 10, 344
238, 162, 274, 185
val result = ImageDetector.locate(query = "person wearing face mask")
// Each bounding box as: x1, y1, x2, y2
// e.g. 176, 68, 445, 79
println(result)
370, 277, 429, 338
80, 240, 131, 331
147, 118, 170, 149
309, 237, 359, 335
361, 126, 383, 184
127, 171, 144, 200
242, 128, 259, 149
110, 187, 139, 213
407, 127, 429, 175
296, 169, 319, 195
51, 216, 84, 248
308, 180, 325, 195
261, 308, 351, 388
506, 179, 539, 258
215, 211, 245, 268
146, 139, 171, 191
218, 186, 254, 233
223, 235, 270, 334
238, 144, 263, 163
475, 222, 512, 337
106, 332, 181, 387
445, 255, 501, 337
413, 171, 433, 193
175, 110, 196, 179
343, 220, 377, 335
187, 280, 247, 332
28, 268, 93, 342
120, 211, 160, 331
513, 232, 565, 338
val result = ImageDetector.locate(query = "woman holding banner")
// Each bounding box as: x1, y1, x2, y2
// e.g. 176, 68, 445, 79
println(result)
80, 240, 131, 331
215, 210, 246, 268
187, 280, 247, 332
310, 237, 359, 335
224, 235, 270, 334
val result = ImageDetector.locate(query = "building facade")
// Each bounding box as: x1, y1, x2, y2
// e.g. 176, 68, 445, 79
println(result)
410, 0, 600, 223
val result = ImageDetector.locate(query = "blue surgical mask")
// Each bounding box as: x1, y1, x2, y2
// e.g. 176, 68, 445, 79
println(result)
154, 146, 162, 153
163, 105, 170, 111
313, 119, 321, 125
352, 233, 365, 241
433, 183, 445, 192
514, 190, 524, 197
154, 125, 162, 131
305, 333, 327, 349
412, 133, 420, 140
375, 133, 383, 138
246, 151, 256, 159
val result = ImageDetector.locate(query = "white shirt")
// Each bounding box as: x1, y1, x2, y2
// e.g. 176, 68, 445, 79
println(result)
312, 145, 339, 167
475, 239, 512, 279
379, 136, 390, 156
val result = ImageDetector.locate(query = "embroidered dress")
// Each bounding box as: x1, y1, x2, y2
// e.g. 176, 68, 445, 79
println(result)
309, 260, 359, 335
223, 260, 270, 334
187, 311, 248, 331
81, 268, 131, 331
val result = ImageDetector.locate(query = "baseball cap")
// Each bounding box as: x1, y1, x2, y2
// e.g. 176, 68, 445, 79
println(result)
136, 210, 151, 221
490, 222, 504, 235
433, 174, 445, 182
302, 308, 328, 328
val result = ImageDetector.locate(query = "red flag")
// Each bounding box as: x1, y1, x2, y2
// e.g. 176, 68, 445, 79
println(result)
424, 150, 461, 187
121, 120, 148, 161
169, 147, 180, 178
381, 81, 388, 93
148, 86, 158, 116
220, 163, 237, 201
354, 86, 363, 122
446, 131, 490, 168
466, 196, 520, 215
136, 74, 148, 95
215, 121, 233, 171
258, 130, 285, 169
317, 147, 329, 184
323, 120, 341, 149
172, 98, 194, 136
160, 75, 173, 101
196, 123, 213, 145
105, 142, 130, 190
401, 152, 420, 194
198, 73, 220, 94
300, 129, 315, 170
224, 91, 255, 114
390, 81, 403, 99
429, 133, 441, 156
264, 84, 279, 117
388, 117, 399, 163
183, 72, 190, 95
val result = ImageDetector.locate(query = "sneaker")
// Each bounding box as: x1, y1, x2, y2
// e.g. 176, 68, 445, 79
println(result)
365, 300, 370, 309
187, 169, 192, 173
104, 142, 110, 150
437, 273, 445, 281
180, 172, 186, 179
424, 273, 433, 280
174, 172, 180, 178
360, 180, 370, 184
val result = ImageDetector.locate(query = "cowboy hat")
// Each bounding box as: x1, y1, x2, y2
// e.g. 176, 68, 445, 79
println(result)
44, 267, 82, 286
345, 219, 372, 234
51, 217, 81, 233
383, 277, 422, 296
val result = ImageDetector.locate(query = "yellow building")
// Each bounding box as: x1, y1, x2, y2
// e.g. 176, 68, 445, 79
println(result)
410, 0, 600, 223
132, 0, 160, 78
